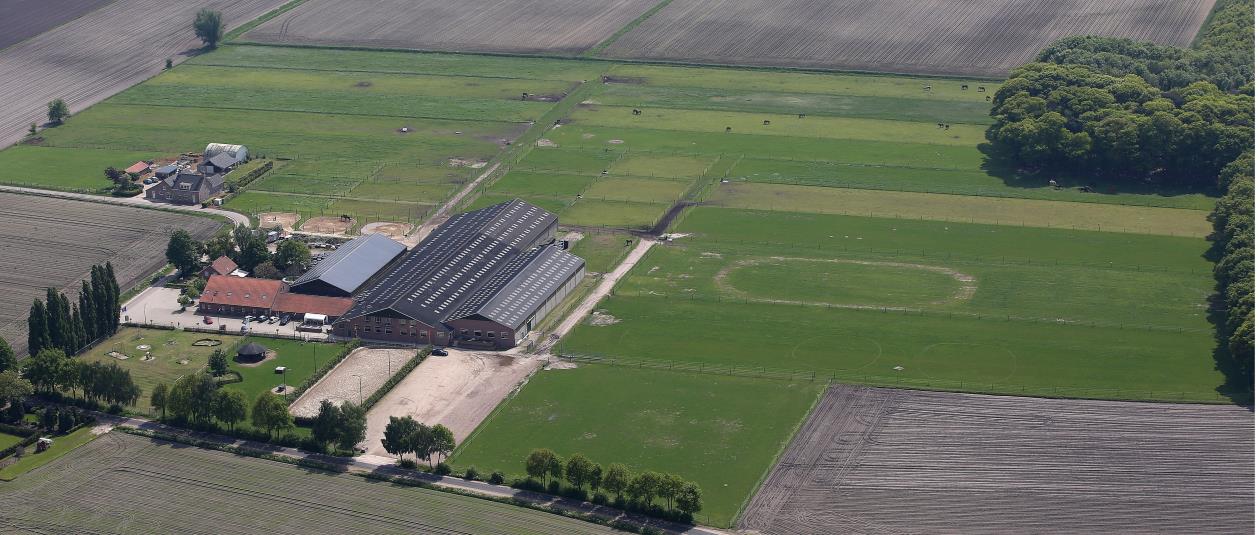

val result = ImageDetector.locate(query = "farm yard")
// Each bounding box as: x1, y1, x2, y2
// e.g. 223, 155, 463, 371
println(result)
0, 432, 621, 534
0, 0, 286, 149
451, 364, 824, 527
0, 193, 222, 356
242, 0, 658, 55
598, 0, 1217, 77
740, 385, 1255, 533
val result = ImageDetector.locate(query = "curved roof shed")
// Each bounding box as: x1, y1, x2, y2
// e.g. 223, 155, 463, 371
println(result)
204, 143, 248, 163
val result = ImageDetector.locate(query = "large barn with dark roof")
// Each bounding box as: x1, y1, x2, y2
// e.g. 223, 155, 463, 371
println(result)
332, 199, 585, 349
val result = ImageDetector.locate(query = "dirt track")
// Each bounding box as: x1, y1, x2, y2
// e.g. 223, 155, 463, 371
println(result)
0, 0, 285, 150
362, 350, 542, 457
740, 385, 1255, 533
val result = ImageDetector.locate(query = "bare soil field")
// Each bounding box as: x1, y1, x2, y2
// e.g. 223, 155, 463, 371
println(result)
364, 350, 542, 458
0, 0, 285, 149
0, 192, 221, 355
601, 0, 1217, 77
258, 211, 299, 232
243, 0, 659, 54
300, 216, 354, 235
0, 0, 112, 51
0, 432, 619, 534
741, 385, 1255, 533
290, 347, 415, 418
361, 221, 413, 241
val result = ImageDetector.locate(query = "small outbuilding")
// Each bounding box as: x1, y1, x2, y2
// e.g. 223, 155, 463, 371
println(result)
125, 161, 150, 175
154, 164, 179, 179
236, 342, 268, 363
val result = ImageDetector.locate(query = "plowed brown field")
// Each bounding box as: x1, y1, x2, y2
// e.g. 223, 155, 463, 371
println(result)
243, 0, 658, 54
0, 0, 285, 149
0, 0, 111, 51
601, 0, 1217, 77
0, 193, 221, 355
741, 385, 1254, 533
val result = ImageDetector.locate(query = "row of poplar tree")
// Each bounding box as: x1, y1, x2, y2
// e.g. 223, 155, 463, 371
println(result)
27, 263, 120, 356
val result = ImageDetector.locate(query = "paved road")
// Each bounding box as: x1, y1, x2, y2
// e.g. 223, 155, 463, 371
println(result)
92, 413, 727, 535
0, 184, 249, 226
537, 237, 656, 354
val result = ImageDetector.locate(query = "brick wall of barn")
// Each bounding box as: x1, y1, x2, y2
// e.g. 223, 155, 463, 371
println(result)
333, 313, 449, 346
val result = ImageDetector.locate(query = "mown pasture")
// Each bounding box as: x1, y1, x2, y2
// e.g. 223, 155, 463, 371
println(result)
451, 365, 824, 528
709, 182, 1213, 237
0, 432, 622, 534
534, 64, 1215, 210
0, 45, 609, 227
559, 207, 1229, 402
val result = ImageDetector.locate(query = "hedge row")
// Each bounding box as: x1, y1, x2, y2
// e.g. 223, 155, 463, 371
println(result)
361, 347, 429, 411
284, 340, 360, 404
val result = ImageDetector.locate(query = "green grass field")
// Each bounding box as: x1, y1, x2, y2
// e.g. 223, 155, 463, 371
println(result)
558, 207, 1228, 402
451, 365, 824, 527
710, 182, 1212, 236
226, 337, 350, 405
0, 432, 23, 451
569, 233, 636, 273
81, 328, 349, 415
0, 145, 161, 192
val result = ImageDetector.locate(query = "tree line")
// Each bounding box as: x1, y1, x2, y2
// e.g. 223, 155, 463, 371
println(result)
985, 0, 1253, 186
1208, 153, 1254, 377
21, 348, 140, 408
523, 449, 702, 520
27, 263, 120, 356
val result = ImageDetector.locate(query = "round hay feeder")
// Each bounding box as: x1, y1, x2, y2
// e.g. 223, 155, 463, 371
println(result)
236, 342, 268, 364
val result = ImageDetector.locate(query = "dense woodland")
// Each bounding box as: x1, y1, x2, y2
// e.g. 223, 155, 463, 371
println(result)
990, 0, 1254, 377
986, 0, 1253, 185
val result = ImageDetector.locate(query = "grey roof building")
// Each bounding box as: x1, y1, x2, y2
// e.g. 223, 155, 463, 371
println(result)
334, 199, 584, 349
289, 233, 406, 296
145, 172, 224, 205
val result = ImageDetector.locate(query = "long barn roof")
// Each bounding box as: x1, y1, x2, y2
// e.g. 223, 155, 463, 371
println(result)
343, 199, 570, 327
290, 233, 405, 295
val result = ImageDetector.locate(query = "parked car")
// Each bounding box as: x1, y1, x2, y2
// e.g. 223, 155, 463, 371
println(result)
268, 316, 279, 324
244, 315, 254, 323
431, 348, 449, 356
278, 314, 292, 325
202, 316, 213, 325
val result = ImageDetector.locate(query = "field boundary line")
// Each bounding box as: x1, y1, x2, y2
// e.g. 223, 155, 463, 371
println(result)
731, 383, 828, 526
218, 41, 1006, 82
